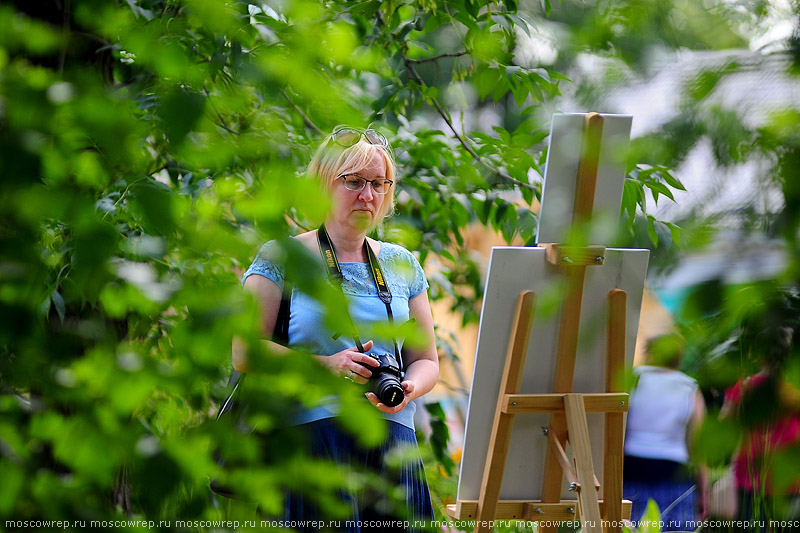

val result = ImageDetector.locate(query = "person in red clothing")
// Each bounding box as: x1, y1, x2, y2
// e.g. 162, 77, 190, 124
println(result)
723, 363, 800, 523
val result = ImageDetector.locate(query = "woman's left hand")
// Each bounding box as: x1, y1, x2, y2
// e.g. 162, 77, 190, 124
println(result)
366, 380, 415, 414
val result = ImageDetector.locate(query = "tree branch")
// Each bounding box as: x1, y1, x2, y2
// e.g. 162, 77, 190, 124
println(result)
402, 56, 535, 191
374, 8, 533, 191
405, 51, 468, 64
285, 211, 312, 232
203, 86, 241, 136
282, 89, 323, 135
215, 119, 241, 136
375, 9, 386, 28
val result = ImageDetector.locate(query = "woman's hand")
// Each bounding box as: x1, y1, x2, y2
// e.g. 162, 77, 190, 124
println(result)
318, 340, 378, 385
366, 380, 416, 414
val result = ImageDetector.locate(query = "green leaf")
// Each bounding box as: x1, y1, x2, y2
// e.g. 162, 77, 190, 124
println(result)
456, 162, 485, 192
491, 74, 512, 103
647, 181, 675, 202
692, 414, 741, 467
522, 181, 535, 206
661, 170, 686, 191
425, 402, 456, 475
545, 69, 571, 82
158, 88, 206, 146
473, 66, 503, 100
687, 62, 738, 101
621, 179, 643, 219
71, 219, 119, 296
0, 462, 25, 515
337, 392, 387, 448
517, 208, 538, 244
646, 215, 658, 247
664, 221, 683, 247
51, 290, 65, 323
506, 14, 531, 37
639, 499, 662, 532
129, 181, 178, 235
771, 446, 800, 494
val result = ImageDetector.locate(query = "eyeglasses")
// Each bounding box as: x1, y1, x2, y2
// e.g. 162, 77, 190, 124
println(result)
337, 174, 393, 194
330, 126, 391, 151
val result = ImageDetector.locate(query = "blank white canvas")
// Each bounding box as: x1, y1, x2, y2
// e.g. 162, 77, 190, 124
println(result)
456, 246, 649, 501
536, 114, 633, 245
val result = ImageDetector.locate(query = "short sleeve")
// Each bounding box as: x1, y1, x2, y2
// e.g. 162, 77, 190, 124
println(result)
377, 242, 429, 299
242, 240, 286, 290
408, 252, 428, 299
725, 380, 743, 404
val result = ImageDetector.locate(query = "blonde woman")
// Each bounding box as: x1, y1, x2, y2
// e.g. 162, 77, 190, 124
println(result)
236, 127, 438, 532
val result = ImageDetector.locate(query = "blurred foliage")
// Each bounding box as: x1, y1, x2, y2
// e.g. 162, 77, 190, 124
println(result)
0, 0, 758, 529
515, 0, 800, 528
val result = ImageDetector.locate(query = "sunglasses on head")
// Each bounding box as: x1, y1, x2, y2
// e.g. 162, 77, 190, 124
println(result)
330, 126, 391, 151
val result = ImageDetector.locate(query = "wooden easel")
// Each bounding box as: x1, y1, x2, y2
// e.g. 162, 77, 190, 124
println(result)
446, 113, 632, 533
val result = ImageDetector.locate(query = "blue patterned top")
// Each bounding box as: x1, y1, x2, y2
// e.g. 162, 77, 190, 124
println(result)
242, 239, 429, 429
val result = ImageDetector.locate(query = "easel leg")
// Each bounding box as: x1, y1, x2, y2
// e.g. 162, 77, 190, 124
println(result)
564, 394, 602, 533
604, 289, 627, 532
540, 264, 587, 533
474, 291, 536, 533
540, 113, 605, 533
573, 112, 605, 220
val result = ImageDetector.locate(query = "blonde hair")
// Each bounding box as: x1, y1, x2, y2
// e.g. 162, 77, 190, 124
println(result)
307, 135, 396, 229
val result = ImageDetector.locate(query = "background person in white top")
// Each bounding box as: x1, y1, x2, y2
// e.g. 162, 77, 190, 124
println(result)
623, 333, 708, 530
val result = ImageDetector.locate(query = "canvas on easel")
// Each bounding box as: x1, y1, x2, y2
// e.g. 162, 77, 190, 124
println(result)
450, 113, 648, 533
537, 113, 633, 245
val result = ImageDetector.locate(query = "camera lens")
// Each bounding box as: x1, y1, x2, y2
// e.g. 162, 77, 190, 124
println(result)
374, 374, 404, 407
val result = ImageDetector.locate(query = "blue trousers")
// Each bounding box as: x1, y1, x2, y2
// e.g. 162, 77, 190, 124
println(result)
284, 418, 434, 533
623, 456, 696, 531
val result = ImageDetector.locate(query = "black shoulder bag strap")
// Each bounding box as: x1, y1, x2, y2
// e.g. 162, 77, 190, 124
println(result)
273, 283, 291, 346
317, 224, 404, 376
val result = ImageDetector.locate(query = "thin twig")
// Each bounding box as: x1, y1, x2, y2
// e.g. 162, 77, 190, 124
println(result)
59, 0, 71, 76
281, 89, 323, 135
403, 57, 535, 191
74, 31, 112, 46
374, 8, 533, 190
375, 9, 386, 28
203, 86, 241, 136
285, 211, 311, 232
405, 51, 468, 64
439, 380, 470, 395
215, 120, 241, 136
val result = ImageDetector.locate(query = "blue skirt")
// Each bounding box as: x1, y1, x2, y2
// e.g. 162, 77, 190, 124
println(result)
284, 418, 434, 532
623, 456, 696, 531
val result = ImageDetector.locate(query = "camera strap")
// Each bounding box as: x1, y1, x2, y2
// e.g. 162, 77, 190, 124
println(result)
317, 224, 404, 374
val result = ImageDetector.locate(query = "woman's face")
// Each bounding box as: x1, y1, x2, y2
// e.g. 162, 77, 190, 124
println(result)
329, 149, 387, 232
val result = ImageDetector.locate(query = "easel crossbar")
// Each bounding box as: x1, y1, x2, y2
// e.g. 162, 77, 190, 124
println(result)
501, 393, 629, 414
542, 244, 607, 267
447, 500, 632, 521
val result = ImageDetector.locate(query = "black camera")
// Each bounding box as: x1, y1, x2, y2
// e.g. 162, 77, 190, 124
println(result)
363, 353, 404, 407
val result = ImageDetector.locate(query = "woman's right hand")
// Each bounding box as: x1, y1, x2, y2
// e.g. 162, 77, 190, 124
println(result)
317, 340, 379, 385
